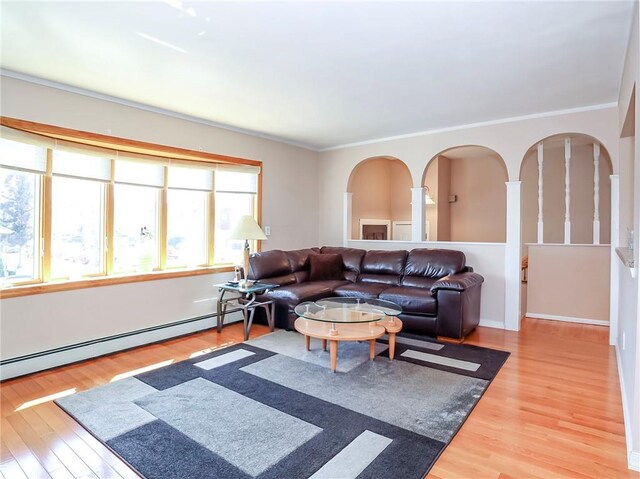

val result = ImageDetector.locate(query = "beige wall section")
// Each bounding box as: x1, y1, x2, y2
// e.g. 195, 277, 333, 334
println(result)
389, 160, 412, 224
448, 155, 506, 242
423, 155, 450, 240
349, 157, 411, 239
521, 141, 612, 245
422, 151, 506, 242
527, 244, 610, 322
436, 156, 451, 240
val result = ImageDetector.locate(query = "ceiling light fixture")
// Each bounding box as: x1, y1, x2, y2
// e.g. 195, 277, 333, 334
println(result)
136, 32, 187, 54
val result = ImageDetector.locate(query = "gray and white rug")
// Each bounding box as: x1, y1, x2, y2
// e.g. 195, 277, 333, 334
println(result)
56, 330, 509, 479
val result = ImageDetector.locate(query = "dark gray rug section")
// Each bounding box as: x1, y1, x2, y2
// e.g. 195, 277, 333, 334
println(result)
56, 331, 509, 479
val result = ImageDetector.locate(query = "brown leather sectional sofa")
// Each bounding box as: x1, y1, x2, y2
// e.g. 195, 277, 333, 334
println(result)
248, 246, 484, 340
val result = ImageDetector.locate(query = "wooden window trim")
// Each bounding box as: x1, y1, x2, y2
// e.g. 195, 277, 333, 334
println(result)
0, 117, 263, 298
0, 265, 234, 299
0, 117, 262, 168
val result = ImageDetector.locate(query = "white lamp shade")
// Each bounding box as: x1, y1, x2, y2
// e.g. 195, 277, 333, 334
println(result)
229, 215, 267, 241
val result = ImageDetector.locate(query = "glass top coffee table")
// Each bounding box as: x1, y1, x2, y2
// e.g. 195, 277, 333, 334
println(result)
294, 297, 403, 373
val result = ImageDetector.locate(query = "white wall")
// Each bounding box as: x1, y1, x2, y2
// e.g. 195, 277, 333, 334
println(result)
614, 1, 640, 470
0, 75, 320, 377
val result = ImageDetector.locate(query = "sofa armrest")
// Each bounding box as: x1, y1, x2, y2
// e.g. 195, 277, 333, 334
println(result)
431, 272, 484, 293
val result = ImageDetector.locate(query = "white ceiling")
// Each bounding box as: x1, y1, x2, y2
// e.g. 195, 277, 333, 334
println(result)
1, 1, 634, 151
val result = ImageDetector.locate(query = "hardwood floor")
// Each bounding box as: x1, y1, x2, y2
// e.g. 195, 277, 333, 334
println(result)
0, 319, 635, 479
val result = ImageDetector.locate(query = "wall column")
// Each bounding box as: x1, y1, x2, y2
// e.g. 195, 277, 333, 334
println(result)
343, 192, 352, 246
609, 175, 619, 346
537, 142, 544, 243
564, 137, 572, 244
505, 181, 522, 331
593, 143, 601, 244
411, 187, 426, 242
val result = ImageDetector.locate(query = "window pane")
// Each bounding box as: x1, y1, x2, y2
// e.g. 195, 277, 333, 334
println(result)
114, 184, 159, 273
0, 139, 47, 173
167, 189, 207, 267
53, 150, 111, 181
214, 192, 255, 264
215, 170, 257, 193
168, 166, 213, 191
51, 177, 104, 278
0, 169, 39, 284
115, 160, 165, 188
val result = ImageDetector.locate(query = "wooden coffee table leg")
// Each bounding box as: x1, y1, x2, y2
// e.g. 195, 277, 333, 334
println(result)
322, 339, 327, 351
330, 340, 337, 373
369, 339, 376, 360
305, 335, 310, 351
388, 332, 396, 360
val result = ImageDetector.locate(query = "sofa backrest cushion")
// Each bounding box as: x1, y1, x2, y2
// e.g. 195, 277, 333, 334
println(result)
359, 250, 407, 285
286, 248, 320, 282
402, 249, 466, 283
320, 246, 366, 282
248, 250, 296, 286
309, 254, 343, 281
286, 248, 320, 272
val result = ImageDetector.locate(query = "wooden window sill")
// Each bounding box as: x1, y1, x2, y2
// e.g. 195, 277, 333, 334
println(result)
0, 266, 234, 299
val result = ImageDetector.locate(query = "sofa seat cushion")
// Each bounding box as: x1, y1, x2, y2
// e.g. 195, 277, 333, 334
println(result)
378, 286, 437, 315
333, 282, 390, 299
265, 281, 345, 309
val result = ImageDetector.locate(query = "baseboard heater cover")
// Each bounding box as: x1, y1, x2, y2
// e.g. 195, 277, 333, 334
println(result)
0, 313, 242, 380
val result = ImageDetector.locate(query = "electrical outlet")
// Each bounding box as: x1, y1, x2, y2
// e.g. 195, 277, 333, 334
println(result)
264, 226, 271, 236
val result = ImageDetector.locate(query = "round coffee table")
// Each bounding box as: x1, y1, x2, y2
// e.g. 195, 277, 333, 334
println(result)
294, 297, 402, 373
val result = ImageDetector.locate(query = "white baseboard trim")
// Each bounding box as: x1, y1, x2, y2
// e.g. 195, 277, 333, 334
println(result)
478, 319, 505, 330
615, 345, 640, 471
0, 312, 242, 381
526, 312, 609, 327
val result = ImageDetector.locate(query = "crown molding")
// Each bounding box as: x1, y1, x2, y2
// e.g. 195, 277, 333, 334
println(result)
320, 102, 618, 152
0, 69, 319, 152
2, 69, 618, 154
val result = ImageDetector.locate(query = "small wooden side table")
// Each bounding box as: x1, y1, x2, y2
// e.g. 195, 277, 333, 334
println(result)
215, 282, 278, 340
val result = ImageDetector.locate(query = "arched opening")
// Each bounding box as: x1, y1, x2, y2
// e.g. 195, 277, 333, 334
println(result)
422, 146, 507, 242
347, 156, 412, 240
519, 133, 613, 245
519, 133, 613, 327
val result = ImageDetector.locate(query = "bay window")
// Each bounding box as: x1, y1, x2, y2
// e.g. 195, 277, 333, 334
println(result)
0, 137, 44, 285
166, 166, 212, 268
0, 119, 262, 297
113, 160, 164, 273
214, 169, 258, 265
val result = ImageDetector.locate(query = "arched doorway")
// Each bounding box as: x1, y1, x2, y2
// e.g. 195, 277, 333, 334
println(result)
347, 156, 412, 240
422, 146, 507, 242
519, 133, 613, 327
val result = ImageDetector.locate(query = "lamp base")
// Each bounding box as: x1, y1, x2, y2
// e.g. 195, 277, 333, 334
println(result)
243, 240, 250, 287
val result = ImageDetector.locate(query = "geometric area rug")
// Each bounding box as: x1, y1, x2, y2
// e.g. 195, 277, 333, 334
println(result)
55, 330, 509, 479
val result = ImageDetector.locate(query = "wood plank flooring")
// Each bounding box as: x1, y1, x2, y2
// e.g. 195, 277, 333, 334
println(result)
0, 319, 636, 479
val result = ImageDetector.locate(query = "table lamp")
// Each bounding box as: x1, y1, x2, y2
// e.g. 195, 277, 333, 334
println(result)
228, 215, 267, 287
